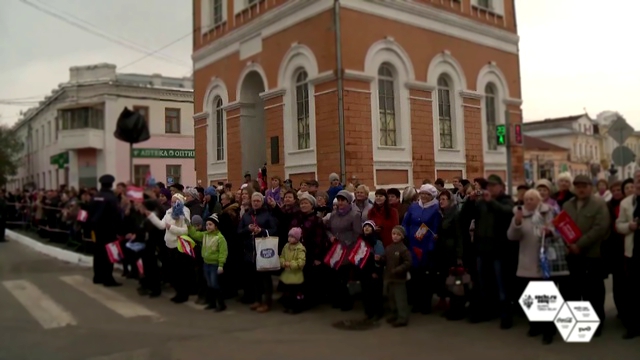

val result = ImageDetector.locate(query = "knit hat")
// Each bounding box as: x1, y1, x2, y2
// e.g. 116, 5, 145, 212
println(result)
418, 184, 437, 197
329, 173, 340, 182
206, 214, 219, 226
204, 186, 217, 197
363, 220, 376, 230
298, 192, 317, 207
184, 188, 199, 200
335, 189, 353, 203
191, 215, 203, 228
534, 179, 553, 192
392, 225, 406, 238
288, 227, 302, 241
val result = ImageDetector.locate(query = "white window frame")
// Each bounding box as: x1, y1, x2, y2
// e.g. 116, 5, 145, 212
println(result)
214, 96, 225, 161
203, 77, 229, 181
377, 63, 398, 147
294, 69, 311, 150
202, 0, 228, 34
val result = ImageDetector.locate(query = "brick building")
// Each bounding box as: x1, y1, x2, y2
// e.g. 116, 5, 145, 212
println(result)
192, 0, 524, 189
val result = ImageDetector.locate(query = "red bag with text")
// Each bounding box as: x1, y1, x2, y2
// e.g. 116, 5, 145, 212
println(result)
552, 211, 582, 244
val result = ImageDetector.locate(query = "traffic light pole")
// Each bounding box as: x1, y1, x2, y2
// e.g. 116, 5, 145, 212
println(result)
505, 110, 513, 193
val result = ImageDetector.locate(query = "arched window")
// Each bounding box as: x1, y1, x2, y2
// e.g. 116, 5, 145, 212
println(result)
377, 64, 397, 146
295, 70, 310, 150
437, 76, 453, 149
485, 83, 498, 150
214, 96, 224, 161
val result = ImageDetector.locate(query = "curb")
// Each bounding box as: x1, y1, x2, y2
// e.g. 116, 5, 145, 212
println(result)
6, 229, 93, 267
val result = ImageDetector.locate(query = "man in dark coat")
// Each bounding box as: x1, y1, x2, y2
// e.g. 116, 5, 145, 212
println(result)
88, 175, 122, 287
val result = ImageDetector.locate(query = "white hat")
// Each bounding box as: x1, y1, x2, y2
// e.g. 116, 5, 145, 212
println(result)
418, 184, 437, 197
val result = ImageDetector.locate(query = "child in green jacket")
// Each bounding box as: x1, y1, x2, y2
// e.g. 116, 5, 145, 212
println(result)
187, 214, 228, 312
279, 227, 306, 314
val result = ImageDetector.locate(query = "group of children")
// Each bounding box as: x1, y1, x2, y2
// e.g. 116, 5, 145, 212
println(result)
186, 214, 413, 327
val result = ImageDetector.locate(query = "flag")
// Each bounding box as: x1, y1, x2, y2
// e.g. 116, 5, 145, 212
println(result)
105, 241, 124, 263
177, 235, 196, 257
324, 242, 346, 269
552, 211, 582, 244
348, 238, 371, 269
76, 209, 88, 222
126, 185, 144, 202
412, 246, 423, 261
136, 259, 144, 277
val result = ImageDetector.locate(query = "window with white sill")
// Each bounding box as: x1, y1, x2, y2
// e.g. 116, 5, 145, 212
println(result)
377, 64, 397, 147
202, 0, 226, 33
293, 70, 311, 150
437, 76, 454, 149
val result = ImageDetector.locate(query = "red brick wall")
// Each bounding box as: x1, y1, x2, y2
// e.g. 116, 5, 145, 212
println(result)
343, 85, 374, 188
264, 94, 285, 182
194, 118, 207, 184
462, 96, 484, 179
225, 107, 242, 188
409, 88, 435, 187
314, 80, 340, 189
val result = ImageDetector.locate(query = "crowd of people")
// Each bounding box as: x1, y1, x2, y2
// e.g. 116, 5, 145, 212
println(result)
1, 169, 638, 345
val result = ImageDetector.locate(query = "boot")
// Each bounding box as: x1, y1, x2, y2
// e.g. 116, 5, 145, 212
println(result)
215, 290, 227, 312
204, 288, 216, 310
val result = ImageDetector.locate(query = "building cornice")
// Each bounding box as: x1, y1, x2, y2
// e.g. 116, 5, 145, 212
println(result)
459, 90, 483, 99
405, 81, 435, 92
343, 70, 374, 82
259, 88, 286, 100
193, 112, 209, 121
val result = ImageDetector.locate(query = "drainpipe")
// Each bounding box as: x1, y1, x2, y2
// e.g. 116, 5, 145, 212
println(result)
334, 0, 347, 184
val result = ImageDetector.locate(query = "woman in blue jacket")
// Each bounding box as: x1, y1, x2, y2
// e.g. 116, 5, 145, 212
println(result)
402, 184, 442, 314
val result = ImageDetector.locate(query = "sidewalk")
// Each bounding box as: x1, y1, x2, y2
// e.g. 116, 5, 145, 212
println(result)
5, 229, 94, 267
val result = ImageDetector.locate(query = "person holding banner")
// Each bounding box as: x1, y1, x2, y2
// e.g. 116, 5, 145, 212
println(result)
88, 174, 122, 287
145, 193, 192, 303
562, 174, 610, 337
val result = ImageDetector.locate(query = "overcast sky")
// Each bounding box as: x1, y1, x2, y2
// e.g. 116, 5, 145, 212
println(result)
0, 0, 638, 127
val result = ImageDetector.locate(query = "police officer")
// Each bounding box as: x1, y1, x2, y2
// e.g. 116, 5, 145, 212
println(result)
88, 174, 122, 287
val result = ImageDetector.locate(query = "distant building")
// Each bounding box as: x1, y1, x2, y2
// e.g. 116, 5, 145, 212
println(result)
523, 135, 570, 182
192, 0, 524, 188
522, 114, 604, 179
7, 63, 194, 190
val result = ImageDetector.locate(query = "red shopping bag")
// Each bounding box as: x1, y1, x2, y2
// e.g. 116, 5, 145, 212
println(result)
324, 242, 346, 269
348, 238, 371, 269
105, 241, 124, 264
552, 211, 582, 244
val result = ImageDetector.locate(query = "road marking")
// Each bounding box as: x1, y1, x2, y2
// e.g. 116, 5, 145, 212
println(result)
60, 275, 162, 321
85, 348, 151, 360
2, 279, 77, 330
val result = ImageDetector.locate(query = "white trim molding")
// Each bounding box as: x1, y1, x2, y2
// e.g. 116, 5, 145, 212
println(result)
236, 62, 269, 101
373, 160, 413, 189
284, 163, 318, 179
203, 77, 229, 180
427, 52, 467, 164
364, 38, 413, 167
192, 0, 519, 71
193, 112, 209, 121
476, 63, 509, 167
259, 88, 286, 101
278, 43, 319, 177
434, 162, 467, 180
504, 98, 523, 106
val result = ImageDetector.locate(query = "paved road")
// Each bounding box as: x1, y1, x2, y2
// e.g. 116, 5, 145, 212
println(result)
0, 239, 638, 360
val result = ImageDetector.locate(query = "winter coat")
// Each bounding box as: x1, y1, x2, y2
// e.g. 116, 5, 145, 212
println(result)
382, 241, 412, 283
460, 193, 514, 259
279, 242, 306, 285
238, 206, 278, 263
434, 205, 463, 271
402, 201, 442, 268
289, 209, 329, 264
146, 207, 191, 249
187, 227, 228, 266
367, 204, 399, 247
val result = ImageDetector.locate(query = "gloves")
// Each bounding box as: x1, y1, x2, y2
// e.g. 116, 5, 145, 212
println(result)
217, 267, 224, 275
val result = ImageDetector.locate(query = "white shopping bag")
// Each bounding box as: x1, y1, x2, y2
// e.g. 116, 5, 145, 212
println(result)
255, 232, 280, 272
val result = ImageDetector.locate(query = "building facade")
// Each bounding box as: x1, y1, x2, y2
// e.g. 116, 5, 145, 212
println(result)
7, 64, 194, 191
192, 0, 524, 188
522, 114, 604, 179
523, 135, 570, 183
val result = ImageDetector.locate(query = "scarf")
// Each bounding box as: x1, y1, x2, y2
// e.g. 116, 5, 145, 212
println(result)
418, 198, 438, 209
337, 203, 352, 216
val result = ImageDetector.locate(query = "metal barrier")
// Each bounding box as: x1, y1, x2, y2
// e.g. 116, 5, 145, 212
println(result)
5, 202, 94, 253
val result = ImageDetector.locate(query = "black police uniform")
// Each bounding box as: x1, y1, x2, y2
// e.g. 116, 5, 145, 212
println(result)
88, 175, 122, 286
